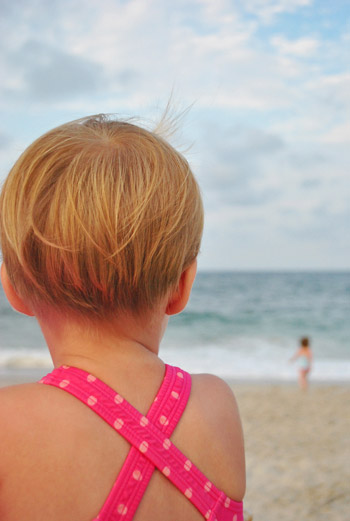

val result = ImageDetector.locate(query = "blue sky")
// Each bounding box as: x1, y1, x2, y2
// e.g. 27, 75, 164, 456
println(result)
0, 0, 349, 270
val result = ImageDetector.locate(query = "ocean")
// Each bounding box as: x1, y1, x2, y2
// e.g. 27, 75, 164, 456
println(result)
1, 271, 349, 382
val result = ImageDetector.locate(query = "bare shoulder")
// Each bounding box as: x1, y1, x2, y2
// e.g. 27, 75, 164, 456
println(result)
0, 382, 38, 416
191, 373, 241, 415
0, 382, 47, 435
0, 381, 87, 493
190, 373, 244, 452
0, 383, 60, 458
0, 380, 52, 408
184, 373, 246, 500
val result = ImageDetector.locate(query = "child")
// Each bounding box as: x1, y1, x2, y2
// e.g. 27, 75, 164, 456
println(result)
290, 337, 313, 390
0, 115, 245, 521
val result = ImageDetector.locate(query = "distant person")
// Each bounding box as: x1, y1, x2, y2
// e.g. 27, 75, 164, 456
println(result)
0, 114, 245, 520
290, 337, 313, 390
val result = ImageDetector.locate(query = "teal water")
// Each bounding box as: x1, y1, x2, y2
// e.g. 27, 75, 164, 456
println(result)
1, 272, 349, 381
166, 272, 349, 355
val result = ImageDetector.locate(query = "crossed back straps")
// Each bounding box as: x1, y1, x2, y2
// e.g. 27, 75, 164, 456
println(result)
40, 365, 243, 521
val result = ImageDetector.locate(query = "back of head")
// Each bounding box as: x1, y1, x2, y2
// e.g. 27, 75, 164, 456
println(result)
300, 337, 309, 348
0, 115, 203, 318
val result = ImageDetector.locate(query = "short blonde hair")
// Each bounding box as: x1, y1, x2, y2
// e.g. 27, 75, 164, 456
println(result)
0, 115, 203, 317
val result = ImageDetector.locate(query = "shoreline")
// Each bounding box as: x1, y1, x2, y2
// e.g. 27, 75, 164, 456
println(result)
1, 367, 349, 388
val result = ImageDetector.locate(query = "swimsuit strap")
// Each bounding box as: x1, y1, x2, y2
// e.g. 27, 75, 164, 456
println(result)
40, 365, 243, 521
94, 364, 192, 521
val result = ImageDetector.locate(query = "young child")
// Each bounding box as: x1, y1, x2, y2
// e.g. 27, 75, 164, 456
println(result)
0, 115, 245, 521
290, 337, 313, 390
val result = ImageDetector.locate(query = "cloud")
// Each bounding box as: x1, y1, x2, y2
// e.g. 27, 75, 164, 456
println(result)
320, 122, 350, 144
0, 0, 349, 269
6, 41, 103, 101
194, 110, 349, 268
242, 0, 313, 23
197, 124, 286, 209
0, 0, 325, 114
271, 35, 320, 56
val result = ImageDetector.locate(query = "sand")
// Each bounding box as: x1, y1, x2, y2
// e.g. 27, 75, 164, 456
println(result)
231, 382, 350, 521
1, 371, 349, 520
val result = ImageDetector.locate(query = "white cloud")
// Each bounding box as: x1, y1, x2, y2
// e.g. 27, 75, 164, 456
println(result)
0, 0, 322, 114
320, 122, 350, 144
242, 0, 313, 23
271, 35, 320, 56
0, 0, 349, 269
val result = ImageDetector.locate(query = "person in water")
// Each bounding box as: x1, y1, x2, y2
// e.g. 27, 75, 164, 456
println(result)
0, 114, 245, 521
290, 337, 313, 390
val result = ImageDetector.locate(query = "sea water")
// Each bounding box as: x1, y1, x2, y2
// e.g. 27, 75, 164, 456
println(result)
0, 272, 349, 382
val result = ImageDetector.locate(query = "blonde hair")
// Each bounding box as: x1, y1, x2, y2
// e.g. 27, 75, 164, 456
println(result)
0, 115, 203, 317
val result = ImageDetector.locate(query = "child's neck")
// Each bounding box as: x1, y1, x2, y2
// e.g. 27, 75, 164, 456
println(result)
36, 306, 168, 379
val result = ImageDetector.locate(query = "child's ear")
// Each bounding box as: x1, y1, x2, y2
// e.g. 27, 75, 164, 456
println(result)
1, 264, 35, 316
166, 260, 197, 316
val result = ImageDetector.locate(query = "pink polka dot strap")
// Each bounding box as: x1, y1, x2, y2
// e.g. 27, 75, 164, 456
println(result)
40, 365, 243, 521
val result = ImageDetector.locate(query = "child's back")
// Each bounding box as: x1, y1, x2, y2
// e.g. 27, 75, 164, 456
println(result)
0, 115, 245, 521
0, 365, 244, 520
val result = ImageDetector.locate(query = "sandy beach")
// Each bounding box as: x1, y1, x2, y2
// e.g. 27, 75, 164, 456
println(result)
1, 372, 349, 520
232, 382, 350, 521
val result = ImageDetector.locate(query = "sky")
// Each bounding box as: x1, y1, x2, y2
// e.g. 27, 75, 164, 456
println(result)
0, 0, 349, 271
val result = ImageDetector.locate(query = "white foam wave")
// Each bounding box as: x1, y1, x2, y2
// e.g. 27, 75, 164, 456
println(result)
160, 343, 350, 382
1, 344, 349, 382
0, 349, 53, 369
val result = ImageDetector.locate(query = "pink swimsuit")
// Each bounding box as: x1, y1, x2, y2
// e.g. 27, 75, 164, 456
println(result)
40, 364, 244, 521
